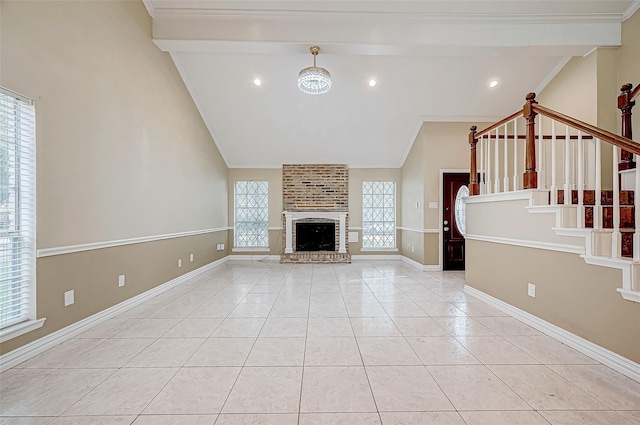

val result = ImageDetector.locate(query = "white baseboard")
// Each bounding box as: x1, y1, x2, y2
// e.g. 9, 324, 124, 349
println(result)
401, 256, 441, 271
0, 257, 230, 372
351, 254, 401, 260
465, 285, 640, 383
352, 255, 441, 271
229, 255, 280, 261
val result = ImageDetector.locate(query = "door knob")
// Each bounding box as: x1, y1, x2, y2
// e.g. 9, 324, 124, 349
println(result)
443, 220, 449, 225
444, 226, 450, 231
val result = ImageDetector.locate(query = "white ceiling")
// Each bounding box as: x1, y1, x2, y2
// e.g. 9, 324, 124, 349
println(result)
144, 0, 638, 168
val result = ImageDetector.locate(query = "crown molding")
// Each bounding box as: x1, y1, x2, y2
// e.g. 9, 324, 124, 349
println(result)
142, 0, 156, 18
623, 0, 640, 21
151, 8, 624, 25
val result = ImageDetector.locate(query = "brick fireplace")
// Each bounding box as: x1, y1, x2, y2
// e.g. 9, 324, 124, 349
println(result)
281, 164, 350, 263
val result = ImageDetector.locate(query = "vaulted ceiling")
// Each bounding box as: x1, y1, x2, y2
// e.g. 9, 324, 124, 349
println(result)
143, 1, 637, 168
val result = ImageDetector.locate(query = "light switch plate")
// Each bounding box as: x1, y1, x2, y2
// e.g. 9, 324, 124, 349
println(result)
528, 283, 536, 298
118, 275, 125, 287
64, 290, 75, 306
428, 202, 438, 209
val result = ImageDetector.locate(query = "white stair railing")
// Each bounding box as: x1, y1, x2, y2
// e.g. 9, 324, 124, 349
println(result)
468, 92, 640, 260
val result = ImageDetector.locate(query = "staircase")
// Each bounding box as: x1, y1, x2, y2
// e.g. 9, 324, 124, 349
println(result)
557, 190, 635, 258
467, 83, 640, 302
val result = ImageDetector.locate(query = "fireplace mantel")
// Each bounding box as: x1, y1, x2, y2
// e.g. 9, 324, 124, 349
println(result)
283, 211, 348, 254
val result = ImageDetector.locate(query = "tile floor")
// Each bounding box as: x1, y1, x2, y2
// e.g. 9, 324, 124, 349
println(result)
1, 260, 640, 425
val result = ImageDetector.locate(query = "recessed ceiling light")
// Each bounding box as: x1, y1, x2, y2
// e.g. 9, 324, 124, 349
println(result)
253, 78, 262, 86
489, 80, 498, 88
369, 79, 377, 87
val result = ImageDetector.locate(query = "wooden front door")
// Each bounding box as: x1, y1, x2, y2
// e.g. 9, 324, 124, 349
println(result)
443, 173, 469, 270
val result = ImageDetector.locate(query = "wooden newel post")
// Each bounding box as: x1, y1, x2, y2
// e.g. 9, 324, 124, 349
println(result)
618, 83, 635, 170
523, 92, 538, 189
469, 126, 479, 195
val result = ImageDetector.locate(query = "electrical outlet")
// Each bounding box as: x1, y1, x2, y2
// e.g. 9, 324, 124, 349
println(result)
190, 253, 194, 262
178, 259, 182, 268
118, 275, 125, 287
64, 290, 75, 306
411, 246, 415, 253
221, 243, 224, 250
528, 283, 536, 298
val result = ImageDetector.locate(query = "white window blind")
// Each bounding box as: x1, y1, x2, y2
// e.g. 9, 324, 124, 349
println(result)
0, 88, 36, 330
234, 181, 269, 248
362, 181, 396, 248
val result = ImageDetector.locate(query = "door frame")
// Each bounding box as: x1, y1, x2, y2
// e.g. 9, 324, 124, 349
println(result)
438, 169, 470, 271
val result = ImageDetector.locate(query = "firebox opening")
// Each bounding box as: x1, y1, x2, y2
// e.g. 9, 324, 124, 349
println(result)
296, 222, 335, 252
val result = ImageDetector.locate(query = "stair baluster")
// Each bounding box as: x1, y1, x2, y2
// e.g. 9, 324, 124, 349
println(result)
593, 138, 602, 230
564, 124, 571, 206
513, 119, 519, 191
550, 120, 558, 205
494, 127, 500, 193
503, 123, 509, 192
538, 116, 545, 189
577, 131, 585, 229
613, 146, 622, 258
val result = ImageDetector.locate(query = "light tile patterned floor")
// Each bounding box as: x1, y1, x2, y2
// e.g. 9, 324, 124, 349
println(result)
2, 260, 640, 425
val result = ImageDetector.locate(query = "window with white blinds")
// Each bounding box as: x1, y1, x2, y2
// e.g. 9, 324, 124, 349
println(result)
0, 88, 36, 331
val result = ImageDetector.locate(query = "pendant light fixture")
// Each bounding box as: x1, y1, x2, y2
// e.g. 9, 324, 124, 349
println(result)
298, 46, 332, 95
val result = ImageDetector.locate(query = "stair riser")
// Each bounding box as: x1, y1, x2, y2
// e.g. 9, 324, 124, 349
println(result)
556, 190, 634, 206
585, 206, 635, 229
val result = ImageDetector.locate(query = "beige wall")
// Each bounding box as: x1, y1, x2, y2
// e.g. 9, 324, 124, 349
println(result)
2, 1, 228, 247
618, 9, 640, 139
538, 54, 598, 124
535, 47, 623, 190
513, 10, 640, 195
466, 239, 640, 363
349, 168, 402, 255
227, 167, 403, 256
464, 11, 640, 364
1, 232, 228, 354
466, 198, 583, 247
401, 125, 426, 264
423, 122, 477, 266
401, 121, 486, 266
1, 1, 229, 353
423, 122, 475, 229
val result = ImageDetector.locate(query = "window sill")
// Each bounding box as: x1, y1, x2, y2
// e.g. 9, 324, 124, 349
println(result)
360, 247, 399, 252
232, 247, 271, 252
0, 318, 46, 343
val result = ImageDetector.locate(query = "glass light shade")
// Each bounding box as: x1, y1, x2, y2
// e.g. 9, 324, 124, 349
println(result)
298, 66, 332, 95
